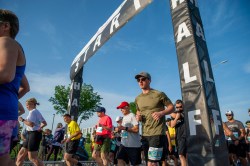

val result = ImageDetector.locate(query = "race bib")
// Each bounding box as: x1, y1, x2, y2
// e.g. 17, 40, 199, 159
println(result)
233, 132, 239, 139
148, 147, 163, 161
96, 127, 103, 133
121, 131, 128, 138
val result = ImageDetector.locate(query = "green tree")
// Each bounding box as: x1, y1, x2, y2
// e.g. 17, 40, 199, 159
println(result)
49, 84, 102, 124
129, 102, 136, 114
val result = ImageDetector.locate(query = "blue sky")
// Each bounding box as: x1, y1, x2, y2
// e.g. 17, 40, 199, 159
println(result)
2, 0, 250, 133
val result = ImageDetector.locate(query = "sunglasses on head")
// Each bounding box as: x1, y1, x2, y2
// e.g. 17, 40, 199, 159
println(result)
137, 77, 147, 82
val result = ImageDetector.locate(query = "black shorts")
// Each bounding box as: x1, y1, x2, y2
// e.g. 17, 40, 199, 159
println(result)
116, 145, 141, 165
23, 131, 42, 151
176, 136, 186, 156
227, 141, 246, 158
66, 140, 80, 154
142, 135, 167, 162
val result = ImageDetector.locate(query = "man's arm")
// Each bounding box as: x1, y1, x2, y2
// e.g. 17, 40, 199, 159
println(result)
117, 124, 139, 133
68, 130, 82, 140
170, 112, 181, 128
239, 128, 246, 141
152, 103, 174, 121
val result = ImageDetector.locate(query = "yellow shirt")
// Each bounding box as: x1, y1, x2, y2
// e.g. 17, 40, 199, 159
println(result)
67, 120, 81, 140
168, 126, 176, 146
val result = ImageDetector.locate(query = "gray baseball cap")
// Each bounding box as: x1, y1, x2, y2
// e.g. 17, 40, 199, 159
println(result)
135, 72, 151, 80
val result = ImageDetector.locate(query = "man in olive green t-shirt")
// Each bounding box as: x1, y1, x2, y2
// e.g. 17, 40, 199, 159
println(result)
135, 72, 174, 166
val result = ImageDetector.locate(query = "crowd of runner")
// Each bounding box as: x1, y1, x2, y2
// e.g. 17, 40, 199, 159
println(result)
1, 9, 250, 166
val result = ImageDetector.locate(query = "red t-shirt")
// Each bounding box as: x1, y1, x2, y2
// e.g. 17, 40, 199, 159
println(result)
96, 115, 112, 137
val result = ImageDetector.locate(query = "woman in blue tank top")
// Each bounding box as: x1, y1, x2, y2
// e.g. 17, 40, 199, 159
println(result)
0, 9, 29, 166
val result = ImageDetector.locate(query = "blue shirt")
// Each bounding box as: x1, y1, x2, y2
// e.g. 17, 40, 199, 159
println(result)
0, 65, 25, 120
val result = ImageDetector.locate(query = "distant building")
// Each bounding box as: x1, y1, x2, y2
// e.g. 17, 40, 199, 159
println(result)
82, 126, 95, 137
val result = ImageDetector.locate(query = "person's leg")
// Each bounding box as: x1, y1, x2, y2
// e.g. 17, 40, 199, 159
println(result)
64, 140, 82, 166
127, 147, 142, 166
53, 146, 60, 161
179, 155, 187, 166
64, 153, 79, 166
100, 138, 111, 166
0, 120, 17, 166
16, 147, 28, 166
237, 143, 247, 166
46, 145, 54, 161
92, 149, 103, 166
28, 151, 44, 166
28, 131, 43, 165
147, 136, 167, 166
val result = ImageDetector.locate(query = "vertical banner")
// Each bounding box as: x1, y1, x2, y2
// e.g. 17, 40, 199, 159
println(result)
169, 0, 229, 165
68, 68, 83, 122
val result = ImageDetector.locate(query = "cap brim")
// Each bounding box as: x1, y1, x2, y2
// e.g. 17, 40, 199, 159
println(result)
135, 74, 144, 79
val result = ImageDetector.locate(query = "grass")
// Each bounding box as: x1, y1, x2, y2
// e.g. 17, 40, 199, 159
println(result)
10, 143, 93, 161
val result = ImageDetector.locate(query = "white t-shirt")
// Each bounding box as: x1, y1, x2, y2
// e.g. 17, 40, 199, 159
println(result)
26, 109, 45, 131
121, 112, 141, 148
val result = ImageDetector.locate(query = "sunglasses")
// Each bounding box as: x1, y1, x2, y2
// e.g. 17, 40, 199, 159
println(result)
226, 114, 232, 116
137, 77, 147, 82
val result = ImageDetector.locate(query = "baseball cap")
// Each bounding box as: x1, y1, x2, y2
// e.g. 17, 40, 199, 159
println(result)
96, 107, 106, 113
115, 116, 123, 122
225, 110, 234, 115
116, 101, 129, 109
135, 72, 151, 81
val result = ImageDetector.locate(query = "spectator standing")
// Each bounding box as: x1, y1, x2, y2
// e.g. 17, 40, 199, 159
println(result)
166, 118, 178, 166
245, 121, 250, 164
92, 107, 113, 166
224, 110, 247, 166
115, 101, 142, 166
134, 72, 174, 166
19, 127, 28, 150
38, 129, 52, 160
91, 130, 96, 153
46, 122, 65, 161
169, 100, 187, 166
109, 116, 123, 165
16, 98, 47, 166
0, 9, 27, 166
61, 114, 82, 166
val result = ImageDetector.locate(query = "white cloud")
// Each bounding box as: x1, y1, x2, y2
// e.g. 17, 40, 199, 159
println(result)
26, 72, 70, 96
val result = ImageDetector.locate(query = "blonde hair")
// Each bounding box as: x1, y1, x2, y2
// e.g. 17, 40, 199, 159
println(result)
26, 97, 40, 105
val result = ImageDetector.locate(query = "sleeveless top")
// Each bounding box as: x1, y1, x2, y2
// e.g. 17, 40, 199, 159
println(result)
0, 64, 26, 120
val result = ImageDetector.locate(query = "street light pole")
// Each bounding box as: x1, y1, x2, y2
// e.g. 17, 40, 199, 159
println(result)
51, 113, 55, 132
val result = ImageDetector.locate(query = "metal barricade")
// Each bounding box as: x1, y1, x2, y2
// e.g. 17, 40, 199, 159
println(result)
23, 161, 97, 166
